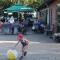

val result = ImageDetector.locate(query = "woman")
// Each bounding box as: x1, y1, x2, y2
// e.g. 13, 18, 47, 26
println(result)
15, 34, 29, 59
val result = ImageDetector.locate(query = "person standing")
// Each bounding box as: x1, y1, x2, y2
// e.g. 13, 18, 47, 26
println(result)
9, 16, 14, 34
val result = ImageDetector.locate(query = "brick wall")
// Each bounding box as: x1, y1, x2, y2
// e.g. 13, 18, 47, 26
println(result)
49, 0, 60, 32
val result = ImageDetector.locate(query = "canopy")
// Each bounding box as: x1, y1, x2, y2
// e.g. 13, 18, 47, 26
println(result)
5, 4, 33, 12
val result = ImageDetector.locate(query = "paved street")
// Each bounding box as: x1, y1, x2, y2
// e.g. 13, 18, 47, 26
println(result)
0, 33, 59, 60
0, 33, 56, 43
0, 43, 60, 60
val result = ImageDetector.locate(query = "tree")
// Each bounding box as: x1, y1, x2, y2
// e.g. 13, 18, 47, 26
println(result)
0, 0, 13, 9
0, 0, 13, 15
3, 0, 13, 9
26, 0, 44, 10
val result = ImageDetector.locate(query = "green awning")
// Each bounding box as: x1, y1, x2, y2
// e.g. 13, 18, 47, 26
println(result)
5, 4, 33, 12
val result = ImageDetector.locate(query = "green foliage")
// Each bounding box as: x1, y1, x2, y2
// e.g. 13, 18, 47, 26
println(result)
0, 0, 45, 10
3, 0, 13, 9
20, 0, 24, 5
0, 0, 13, 15
0, 0, 13, 9
26, 0, 44, 10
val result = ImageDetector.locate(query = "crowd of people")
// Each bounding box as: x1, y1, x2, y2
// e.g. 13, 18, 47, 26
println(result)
0, 16, 55, 35
32, 20, 45, 33
0, 16, 46, 34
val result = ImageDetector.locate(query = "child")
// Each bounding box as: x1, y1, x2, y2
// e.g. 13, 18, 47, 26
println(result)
15, 34, 29, 59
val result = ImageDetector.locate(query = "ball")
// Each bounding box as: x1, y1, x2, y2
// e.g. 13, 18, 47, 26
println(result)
7, 49, 18, 60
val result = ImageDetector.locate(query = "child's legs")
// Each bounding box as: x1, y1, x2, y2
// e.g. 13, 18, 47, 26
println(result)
22, 45, 28, 56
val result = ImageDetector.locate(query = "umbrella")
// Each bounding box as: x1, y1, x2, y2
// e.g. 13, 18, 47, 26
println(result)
5, 4, 33, 12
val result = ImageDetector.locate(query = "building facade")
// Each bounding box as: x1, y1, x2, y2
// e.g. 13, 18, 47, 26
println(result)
39, 0, 60, 33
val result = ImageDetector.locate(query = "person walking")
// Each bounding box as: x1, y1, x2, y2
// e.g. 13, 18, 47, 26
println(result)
15, 34, 29, 59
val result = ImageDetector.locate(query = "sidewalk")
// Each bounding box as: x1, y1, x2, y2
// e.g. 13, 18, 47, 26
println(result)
0, 41, 60, 60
